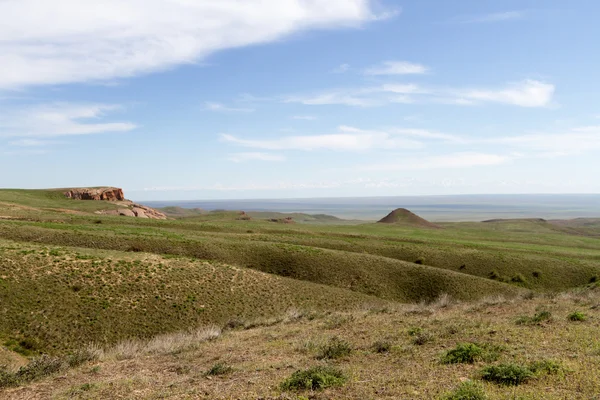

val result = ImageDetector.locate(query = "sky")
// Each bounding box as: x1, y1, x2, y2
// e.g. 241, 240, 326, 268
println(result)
1, 0, 600, 201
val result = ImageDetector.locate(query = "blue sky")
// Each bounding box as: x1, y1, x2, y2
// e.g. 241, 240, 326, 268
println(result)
1, 0, 599, 201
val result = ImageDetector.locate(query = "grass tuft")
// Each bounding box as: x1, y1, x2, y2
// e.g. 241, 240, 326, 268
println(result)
516, 310, 552, 325
441, 343, 483, 364
205, 362, 233, 376
567, 311, 587, 321
280, 366, 347, 391
480, 363, 534, 386
316, 337, 352, 360
441, 380, 488, 400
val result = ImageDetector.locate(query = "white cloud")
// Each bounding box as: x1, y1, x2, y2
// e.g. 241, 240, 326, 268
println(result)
359, 152, 508, 171
458, 79, 554, 108
221, 125, 423, 151
284, 80, 554, 108
0, 0, 385, 89
227, 152, 285, 162
0, 103, 136, 137
331, 63, 350, 73
292, 115, 317, 120
204, 102, 254, 113
489, 126, 600, 156
8, 138, 49, 146
457, 11, 525, 23
364, 61, 429, 75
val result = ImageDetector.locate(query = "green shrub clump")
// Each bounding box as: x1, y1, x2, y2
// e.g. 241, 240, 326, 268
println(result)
441, 380, 488, 400
317, 337, 352, 360
205, 363, 234, 376
516, 310, 552, 325
441, 343, 483, 364
372, 340, 392, 353
280, 366, 347, 391
480, 363, 534, 386
567, 311, 587, 322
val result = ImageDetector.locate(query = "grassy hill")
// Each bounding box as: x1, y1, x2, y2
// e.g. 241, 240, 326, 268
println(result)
1, 188, 600, 398
378, 207, 441, 228
2, 287, 599, 399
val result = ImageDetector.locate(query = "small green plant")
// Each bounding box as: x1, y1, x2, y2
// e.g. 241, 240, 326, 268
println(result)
372, 340, 392, 353
441, 343, 483, 364
317, 337, 352, 360
488, 270, 501, 280
280, 366, 347, 391
205, 362, 233, 376
516, 310, 552, 325
480, 363, 534, 386
0, 355, 64, 388
412, 331, 433, 346
529, 360, 561, 375
511, 274, 527, 284
441, 380, 488, 400
407, 326, 423, 336
567, 311, 587, 322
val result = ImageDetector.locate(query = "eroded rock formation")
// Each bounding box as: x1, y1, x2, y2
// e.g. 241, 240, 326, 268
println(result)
64, 187, 167, 220
65, 187, 124, 201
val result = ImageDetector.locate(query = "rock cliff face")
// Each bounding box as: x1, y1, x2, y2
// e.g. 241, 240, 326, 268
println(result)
63, 187, 167, 220
65, 187, 124, 201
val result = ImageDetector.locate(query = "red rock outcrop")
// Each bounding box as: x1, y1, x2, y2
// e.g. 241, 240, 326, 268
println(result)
65, 187, 124, 201
64, 187, 167, 220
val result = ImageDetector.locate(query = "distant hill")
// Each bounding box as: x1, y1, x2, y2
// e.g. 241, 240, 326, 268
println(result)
378, 208, 440, 228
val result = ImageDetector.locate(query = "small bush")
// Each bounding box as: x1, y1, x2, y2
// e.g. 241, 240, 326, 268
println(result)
511, 274, 527, 284
281, 366, 347, 391
532, 270, 541, 278
0, 355, 64, 388
205, 363, 233, 376
412, 331, 433, 346
480, 363, 534, 386
529, 360, 561, 375
441, 343, 483, 364
407, 327, 423, 336
590, 276, 598, 283
516, 310, 552, 325
568, 311, 587, 322
488, 271, 501, 280
441, 380, 488, 400
317, 337, 352, 360
372, 340, 392, 354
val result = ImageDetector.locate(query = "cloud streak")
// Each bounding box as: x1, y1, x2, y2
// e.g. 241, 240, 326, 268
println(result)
364, 61, 429, 75
0, 103, 136, 137
456, 11, 525, 23
221, 126, 424, 151
285, 79, 554, 108
0, 0, 386, 89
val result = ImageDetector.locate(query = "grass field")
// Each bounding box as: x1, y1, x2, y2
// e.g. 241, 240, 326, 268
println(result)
1, 188, 600, 398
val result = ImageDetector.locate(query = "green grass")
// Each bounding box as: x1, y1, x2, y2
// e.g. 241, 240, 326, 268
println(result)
567, 311, 587, 321
441, 381, 487, 400
280, 366, 347, 391
480, 363, 534, 386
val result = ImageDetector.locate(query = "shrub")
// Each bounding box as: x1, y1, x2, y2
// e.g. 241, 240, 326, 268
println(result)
532, 270, 541, 278
317, 337, 352, 360
480, 363, 534, 386
441, 343, 483, 364
529, 360, 561, 375
280, 366, 347, 391
488, 271, 500, 280
441, 380, 488, 400
511, 274, 527, 284
412, 331, 433, 346
205, 363, 233, 376
516, 310, 552, 325
372, 340, 392, 354
0, 355, 64, 388
590, 276, 598, 283
568, 311, 587, 322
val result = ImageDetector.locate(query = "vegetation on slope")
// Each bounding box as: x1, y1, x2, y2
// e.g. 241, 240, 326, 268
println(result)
2, 288, 599, 399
